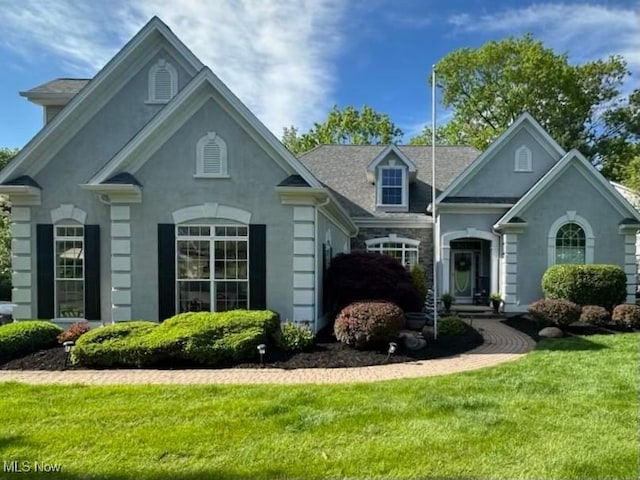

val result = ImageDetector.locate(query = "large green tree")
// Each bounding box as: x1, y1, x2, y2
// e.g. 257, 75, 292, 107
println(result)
432, 34, 629, 159
282, 105, 403, 155
0, 148, 18, 299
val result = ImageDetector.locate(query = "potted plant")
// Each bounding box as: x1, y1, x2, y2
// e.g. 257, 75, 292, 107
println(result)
441, 293, 454, 313
490, 293, 502, 314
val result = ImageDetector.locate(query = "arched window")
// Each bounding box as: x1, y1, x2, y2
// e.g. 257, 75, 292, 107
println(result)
54, 225, 85, 317
148, 59, 177, 103
515, 145, 532, 172
555, 223, 585, 264
196, 132, 228, 177
365, 236, 419, 268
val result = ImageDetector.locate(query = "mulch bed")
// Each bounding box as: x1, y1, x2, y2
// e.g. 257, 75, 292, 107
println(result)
502, 315, 636, 342
1, 324, 484, 371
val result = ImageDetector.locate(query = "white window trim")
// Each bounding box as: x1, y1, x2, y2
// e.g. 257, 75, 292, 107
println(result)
365, 235, 419, 267
195, 132, 230, 178
547, 211, 595, 266
376, 166, 407, 208
514, 145, 532, 172
54, 224, 85, 319
175, 224, 249, 314
146, 59, 178, 104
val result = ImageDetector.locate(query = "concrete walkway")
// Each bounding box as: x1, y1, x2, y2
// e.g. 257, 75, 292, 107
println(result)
0, 319, 535, 385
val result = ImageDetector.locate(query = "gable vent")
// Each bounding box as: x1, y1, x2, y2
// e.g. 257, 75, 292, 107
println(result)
203, 141, 222, 174
154, 68, 172, 101
515, 146, 532, 172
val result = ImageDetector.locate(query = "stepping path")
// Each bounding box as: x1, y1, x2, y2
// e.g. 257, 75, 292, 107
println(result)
0, 319, 535, 385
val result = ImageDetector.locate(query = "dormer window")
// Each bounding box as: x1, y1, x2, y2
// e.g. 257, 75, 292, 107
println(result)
380, 167, 404, 205
195, 132, 229, 178
515, 145, 532, 172
148, 59, 178, 103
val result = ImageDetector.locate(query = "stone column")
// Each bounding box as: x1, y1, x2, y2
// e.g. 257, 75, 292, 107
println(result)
110, 205, 132, 322
502, 233, 518, 310
10, 206, 32, 319
292, 206, 315, 322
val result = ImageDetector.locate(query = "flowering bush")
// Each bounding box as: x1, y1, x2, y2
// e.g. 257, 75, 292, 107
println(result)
528, 299, 581, 327
334, 301, 404, 350
579, 305, 610, 326
276, 322, 315, 352
57, 321, 91, 343
612, 304, 640, 329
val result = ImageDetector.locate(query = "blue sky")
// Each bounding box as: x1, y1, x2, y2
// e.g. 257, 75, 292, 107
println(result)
0, 0, 638, 149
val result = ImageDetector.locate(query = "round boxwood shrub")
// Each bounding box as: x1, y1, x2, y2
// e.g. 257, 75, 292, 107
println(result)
611, 304, 640, 329
276, 322, 315, 352
437, 316, 466, 336
325, 251, 423, 323
334, 301, 405, 350
542, 264, 626, 310
528, 299, 581, 327
0, 320, 63, 363
579, 305, 610, 326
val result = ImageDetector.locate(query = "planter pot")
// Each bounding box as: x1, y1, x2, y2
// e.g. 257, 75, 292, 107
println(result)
443, 301, 452, 313
405, 312, 428, 330
491, 300, 501, 314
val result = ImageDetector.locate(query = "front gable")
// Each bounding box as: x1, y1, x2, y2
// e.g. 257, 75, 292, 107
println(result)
0, 17, 203, 186
365, 145, 417, 212
437, 113, 565, 204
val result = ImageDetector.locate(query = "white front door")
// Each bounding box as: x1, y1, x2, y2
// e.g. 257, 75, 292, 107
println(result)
451, 251, 475, 302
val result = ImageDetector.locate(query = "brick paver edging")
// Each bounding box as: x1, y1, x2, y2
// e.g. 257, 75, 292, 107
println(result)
0, 319, 535, 385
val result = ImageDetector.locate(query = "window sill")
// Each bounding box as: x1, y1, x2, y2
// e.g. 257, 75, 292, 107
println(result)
514, 169, 532, 173
144, 99, 170, 105
194, 174, 231, 179
375, 204, 409, 213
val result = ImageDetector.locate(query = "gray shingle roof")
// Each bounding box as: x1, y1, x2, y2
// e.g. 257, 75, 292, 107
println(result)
104, 172, 142, 187
20, 78, 90, 97
278, 175, 310, 187
298, 145, 479, 217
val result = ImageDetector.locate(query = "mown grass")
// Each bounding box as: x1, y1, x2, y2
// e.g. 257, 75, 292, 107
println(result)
0, 333, 637, 479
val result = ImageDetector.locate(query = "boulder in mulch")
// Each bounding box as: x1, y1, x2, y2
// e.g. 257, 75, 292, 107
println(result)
398, 331, 427, 351
539, 327, 563, 338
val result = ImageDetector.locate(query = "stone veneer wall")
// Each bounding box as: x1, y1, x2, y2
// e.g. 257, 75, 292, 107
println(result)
351, 227, 434, 285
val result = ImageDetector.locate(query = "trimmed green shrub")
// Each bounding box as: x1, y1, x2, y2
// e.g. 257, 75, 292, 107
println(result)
528, 299, 581, 327
57, 320, 91, 343
612, 304, 640, 329
542, 264, 626, 310
71, 321, 160, 368
276, 322, 315, 352
0, 321, 63, 363
579, 305, 610, 326
437, 316, 466, 336
334, 301, 405, 350
72, 310, 281, 368
411, 264, 428, 299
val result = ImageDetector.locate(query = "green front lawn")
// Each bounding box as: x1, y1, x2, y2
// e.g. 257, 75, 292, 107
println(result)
0, 333, 637, 479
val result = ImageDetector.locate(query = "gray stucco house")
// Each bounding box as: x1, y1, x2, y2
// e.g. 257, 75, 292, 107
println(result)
1, 17, 639, 331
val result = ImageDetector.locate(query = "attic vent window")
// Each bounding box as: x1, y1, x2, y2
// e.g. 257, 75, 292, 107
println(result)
148, 59, 178, 103
195, 132, 229, 178
515, 146, 532, 172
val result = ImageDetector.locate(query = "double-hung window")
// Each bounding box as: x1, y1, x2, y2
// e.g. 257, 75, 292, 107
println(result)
54, 225, 84, 317
380, 167, 403, 205
176, 225, 248, 312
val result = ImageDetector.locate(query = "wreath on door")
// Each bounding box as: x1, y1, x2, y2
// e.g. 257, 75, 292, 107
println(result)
455, 256, 471, 272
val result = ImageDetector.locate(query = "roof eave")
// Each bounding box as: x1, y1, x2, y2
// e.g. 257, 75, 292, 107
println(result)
80, 184, 142, 203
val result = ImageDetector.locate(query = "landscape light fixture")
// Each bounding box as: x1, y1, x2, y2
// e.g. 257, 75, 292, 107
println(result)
257, 343, 266, 366
386, 342, 397, 362
63, 341, 75, 369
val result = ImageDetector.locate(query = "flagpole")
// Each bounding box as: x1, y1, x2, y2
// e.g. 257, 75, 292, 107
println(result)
431, 64, 438, 340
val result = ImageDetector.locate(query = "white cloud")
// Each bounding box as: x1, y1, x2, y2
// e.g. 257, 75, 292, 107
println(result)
0, 0, 345, 133
448, 3, 640, 74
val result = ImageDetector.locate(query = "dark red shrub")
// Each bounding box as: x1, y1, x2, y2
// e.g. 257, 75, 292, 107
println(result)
528, 299, 581, 327
334, 301, 404, 350
325, 251, 423, 322
612, 304, 640, 328
57, 321, 91, 343
579, 305, 610, 326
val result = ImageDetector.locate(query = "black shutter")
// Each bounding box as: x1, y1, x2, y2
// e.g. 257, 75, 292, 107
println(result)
249, 224, 267, 310
84, 225, 100, 320
158, 224, 175, 321
36, 224, 54, 319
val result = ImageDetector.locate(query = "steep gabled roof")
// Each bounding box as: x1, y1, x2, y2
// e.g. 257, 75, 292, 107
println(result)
299, 145, 479, 216
86, 68, 322, 188
435, 112, 566, 204
0, 16, 203, 184
494, 149, 640, 228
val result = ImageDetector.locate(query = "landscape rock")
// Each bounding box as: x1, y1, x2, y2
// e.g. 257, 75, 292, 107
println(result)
538, 327, 563, 338
399, 331, 427, 350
